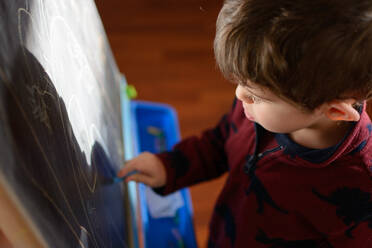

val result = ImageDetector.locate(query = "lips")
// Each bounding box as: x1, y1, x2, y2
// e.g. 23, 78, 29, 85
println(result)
245, 113, 255, 121
242, 102, 255, 121
243, 108, 255, 121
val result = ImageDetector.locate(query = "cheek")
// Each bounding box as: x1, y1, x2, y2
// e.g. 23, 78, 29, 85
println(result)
253, 106, 305, 133
257, 112, 290, 132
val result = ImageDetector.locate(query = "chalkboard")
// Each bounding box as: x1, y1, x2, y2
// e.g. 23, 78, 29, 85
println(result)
0, 0, 129, 247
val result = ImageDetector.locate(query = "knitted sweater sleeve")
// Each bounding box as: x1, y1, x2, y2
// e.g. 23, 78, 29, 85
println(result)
153, 99, 238, 195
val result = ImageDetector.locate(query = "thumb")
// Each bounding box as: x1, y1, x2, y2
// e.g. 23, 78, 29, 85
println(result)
126, 173, 155, 186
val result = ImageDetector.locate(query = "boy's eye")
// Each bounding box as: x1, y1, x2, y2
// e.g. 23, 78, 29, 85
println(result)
245, 94, 263, 103
250, 95, 262, 102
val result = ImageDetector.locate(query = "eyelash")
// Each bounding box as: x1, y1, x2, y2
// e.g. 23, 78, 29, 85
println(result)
245, 94, 263, 103
251, 95, 262, 102
237, 83, 267, 103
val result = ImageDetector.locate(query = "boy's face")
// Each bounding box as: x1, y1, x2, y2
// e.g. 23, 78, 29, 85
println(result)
235, 82, 322, 134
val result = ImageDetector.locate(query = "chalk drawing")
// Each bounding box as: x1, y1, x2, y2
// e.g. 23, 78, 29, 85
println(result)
12, 1, 127, 247
26, 84, 55, 133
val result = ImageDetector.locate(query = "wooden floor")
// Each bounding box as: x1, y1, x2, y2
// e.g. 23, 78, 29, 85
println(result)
95, 1, 372, 247
95, 0, 233, 247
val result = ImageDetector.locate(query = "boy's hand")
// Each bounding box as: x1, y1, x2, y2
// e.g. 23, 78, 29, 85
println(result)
117, 152, 167, 188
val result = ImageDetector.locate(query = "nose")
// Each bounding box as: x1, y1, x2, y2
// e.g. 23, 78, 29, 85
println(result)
235, 85, 254, 104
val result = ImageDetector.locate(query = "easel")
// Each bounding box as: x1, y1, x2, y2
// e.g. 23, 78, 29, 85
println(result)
0, 175, 46, 248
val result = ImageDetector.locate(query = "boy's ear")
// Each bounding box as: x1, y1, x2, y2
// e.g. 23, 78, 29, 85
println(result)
322, 99, 360, 122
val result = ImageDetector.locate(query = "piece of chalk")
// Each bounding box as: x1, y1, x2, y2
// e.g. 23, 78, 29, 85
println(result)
112, 170, 139, 184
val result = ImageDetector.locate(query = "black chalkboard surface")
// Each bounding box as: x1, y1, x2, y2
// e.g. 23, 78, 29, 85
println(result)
0, 0, 129, 247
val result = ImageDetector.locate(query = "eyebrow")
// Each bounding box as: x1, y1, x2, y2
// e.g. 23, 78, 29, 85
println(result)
243, 87, 272, 101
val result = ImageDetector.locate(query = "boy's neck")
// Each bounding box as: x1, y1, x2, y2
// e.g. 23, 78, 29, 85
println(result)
288, 118, 353, 150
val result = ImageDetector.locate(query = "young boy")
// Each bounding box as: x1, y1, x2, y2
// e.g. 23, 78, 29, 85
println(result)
119, 0, 372, 247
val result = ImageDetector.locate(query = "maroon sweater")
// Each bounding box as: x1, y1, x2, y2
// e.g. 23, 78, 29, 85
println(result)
155, 99, 372, 248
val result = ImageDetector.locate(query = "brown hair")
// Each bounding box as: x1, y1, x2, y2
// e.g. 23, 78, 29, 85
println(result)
214, 0, 372, 110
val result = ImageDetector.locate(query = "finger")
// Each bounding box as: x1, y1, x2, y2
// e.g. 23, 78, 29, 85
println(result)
117, 160, 138, 178
126, 173, 155, 187
128, 173, 165, 188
